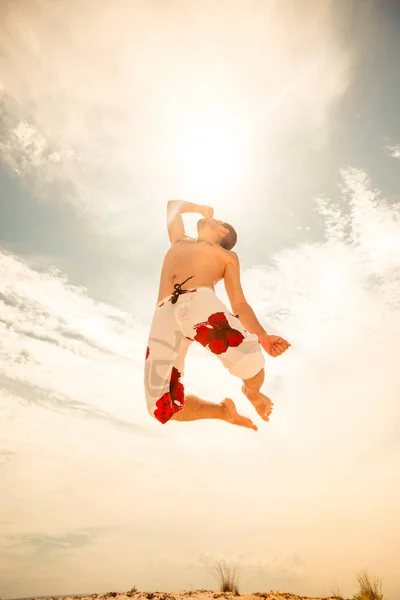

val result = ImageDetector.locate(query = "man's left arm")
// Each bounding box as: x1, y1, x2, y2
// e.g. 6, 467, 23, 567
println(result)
224, 252, 290, 357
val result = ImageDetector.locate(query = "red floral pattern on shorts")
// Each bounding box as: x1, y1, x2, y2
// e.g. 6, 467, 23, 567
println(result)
193, 312, 244, 354
154, 366, 185, 424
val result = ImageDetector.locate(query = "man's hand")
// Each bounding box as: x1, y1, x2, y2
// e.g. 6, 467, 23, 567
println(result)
167, 200, 214, 244
258, 333, 291, 357
199, 204, 214, 219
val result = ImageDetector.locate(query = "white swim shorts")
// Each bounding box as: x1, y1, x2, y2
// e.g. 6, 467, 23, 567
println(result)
144, 282, 265, 424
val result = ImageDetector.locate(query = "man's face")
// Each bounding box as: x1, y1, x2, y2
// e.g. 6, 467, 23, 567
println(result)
197, 218, 230, 244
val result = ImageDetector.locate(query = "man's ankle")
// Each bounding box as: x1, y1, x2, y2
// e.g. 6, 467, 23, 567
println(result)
243, 384, 259, 401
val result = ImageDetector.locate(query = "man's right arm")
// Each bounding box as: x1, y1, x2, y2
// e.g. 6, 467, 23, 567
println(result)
224, 251, 291, 357
166, 200, 213, 244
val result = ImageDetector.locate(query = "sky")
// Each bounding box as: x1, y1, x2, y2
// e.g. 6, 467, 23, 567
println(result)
0, 0, 399, 599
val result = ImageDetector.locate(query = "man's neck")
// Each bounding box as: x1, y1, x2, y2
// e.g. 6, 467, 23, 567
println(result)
196, 236, 215, 245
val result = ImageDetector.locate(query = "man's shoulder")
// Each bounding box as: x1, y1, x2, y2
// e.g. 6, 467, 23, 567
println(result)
175, 235, 196, 243
224, 249, 239, 264
208, 244, 238, 262
168, 235, 196, 247
219, 250, 238, 279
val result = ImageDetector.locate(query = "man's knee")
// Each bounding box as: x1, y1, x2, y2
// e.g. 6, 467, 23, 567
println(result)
243, 367, 264, 389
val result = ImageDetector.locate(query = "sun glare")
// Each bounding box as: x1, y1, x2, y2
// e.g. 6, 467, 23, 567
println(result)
174, 114, 243, 195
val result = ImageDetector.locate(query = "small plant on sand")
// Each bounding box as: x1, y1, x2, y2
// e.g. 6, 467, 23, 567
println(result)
213, 560, 240, 595
331, 585, 344, 599
127, 587, 138, 596
352, 569, 383, 600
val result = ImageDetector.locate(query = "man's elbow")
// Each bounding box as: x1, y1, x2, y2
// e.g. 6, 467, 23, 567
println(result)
167, 200, 181, 212
231, 300, 250, 315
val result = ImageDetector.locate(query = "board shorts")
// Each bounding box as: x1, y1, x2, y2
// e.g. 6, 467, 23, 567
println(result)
144, 279, 265, 424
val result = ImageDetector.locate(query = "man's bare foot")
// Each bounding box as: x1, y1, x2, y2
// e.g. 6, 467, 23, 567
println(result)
241, 385, 273, 422
221, 398, 258, 431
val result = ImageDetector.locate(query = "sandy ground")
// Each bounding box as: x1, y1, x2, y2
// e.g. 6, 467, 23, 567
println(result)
37, 589, 347, 600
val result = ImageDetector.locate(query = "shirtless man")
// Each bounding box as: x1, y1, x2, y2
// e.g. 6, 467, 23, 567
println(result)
144, 200, 290, 431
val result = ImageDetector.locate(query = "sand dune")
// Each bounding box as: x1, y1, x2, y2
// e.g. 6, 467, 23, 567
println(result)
34, 589, 346, 600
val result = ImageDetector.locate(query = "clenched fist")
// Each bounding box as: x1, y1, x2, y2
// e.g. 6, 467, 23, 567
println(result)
199, 205, 214, 219
259, 334, 291, 357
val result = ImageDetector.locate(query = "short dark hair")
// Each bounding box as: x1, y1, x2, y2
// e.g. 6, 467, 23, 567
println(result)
220, 222, 237, 250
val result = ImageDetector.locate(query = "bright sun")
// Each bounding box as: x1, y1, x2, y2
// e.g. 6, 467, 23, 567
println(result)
174, 113, 243, 196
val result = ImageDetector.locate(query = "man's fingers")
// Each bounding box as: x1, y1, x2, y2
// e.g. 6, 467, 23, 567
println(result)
265, 336, 291, 357
274, 341, 286, 351
277, 339, 290, 350
270, 341, 290, 355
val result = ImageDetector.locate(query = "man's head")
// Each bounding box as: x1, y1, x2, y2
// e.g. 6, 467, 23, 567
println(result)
197, 218, 237, 250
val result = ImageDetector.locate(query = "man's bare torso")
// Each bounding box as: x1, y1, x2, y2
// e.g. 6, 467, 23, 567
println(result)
157, 236, 231, 302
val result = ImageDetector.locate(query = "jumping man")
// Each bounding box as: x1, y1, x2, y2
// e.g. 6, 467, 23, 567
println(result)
144, 200, 290, 431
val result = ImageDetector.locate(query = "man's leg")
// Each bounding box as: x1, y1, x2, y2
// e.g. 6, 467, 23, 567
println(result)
166, 331, 257, 430
241, 368, 273, 422
171, 394, 257, 431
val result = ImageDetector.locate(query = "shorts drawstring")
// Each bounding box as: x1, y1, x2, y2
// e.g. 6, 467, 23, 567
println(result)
171, 275, 195, 304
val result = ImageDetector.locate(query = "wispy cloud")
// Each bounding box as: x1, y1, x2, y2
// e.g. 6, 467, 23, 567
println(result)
386, 143, 400, 158
216, 167, 400, 456
7, 531, 94, 556
0, 248, 154, 429
0, 0, 351, 234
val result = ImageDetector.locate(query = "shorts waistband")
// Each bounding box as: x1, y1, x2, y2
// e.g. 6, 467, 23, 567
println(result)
156, 286, 214, 307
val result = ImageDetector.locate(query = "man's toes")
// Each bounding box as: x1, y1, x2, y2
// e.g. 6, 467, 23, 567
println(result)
236, 412, 258, 431
223, 398, 258, 431
241, 416, 258, 431
236, 413, 257, 430
258, 404, 273, 421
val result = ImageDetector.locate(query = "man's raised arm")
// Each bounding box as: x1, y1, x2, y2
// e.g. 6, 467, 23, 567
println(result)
166, 200, 213, 244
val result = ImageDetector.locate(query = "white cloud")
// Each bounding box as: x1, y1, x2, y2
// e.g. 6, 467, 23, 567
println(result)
0, 249, 153, 426
0, 0, 351, 233
386, 143, 400, 158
